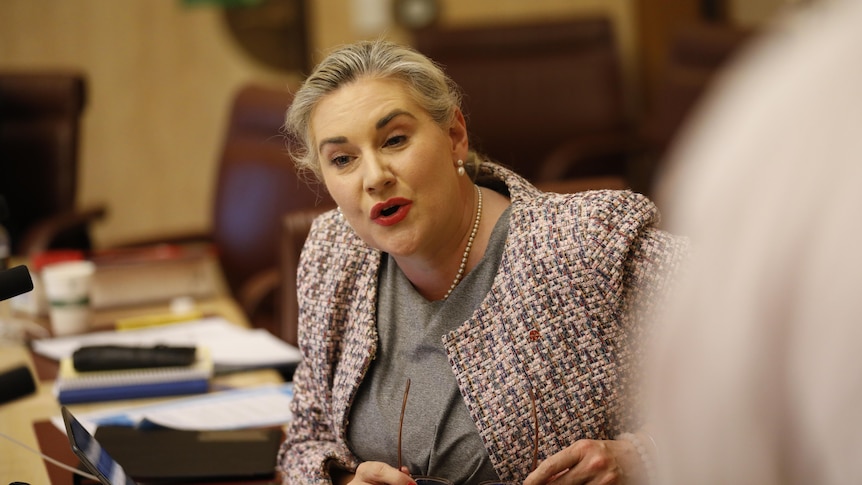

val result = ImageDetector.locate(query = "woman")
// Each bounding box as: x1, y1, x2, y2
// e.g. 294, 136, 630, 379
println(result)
277, 39, 685, 485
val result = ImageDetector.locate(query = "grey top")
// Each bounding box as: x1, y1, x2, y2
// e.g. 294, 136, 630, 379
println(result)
347, 205, 513, 484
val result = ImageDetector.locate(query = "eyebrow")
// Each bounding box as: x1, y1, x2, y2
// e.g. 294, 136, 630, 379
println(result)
317, 110, 416, 154
318, 136, 347, 153
376, 109, 414, 129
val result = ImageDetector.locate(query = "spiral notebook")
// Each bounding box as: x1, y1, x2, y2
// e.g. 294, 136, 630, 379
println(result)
54, 348, 213, 404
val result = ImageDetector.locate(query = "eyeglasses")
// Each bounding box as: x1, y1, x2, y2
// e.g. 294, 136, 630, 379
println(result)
396, 378, 539, 485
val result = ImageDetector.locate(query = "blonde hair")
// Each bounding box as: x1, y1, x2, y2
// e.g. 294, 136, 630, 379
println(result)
284, 39, 474, 181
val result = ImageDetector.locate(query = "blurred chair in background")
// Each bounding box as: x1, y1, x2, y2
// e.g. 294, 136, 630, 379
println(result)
0, 72, 107, 257
413, 17, 751, 197
630, 20, 753, 196
212, 84, 331, 335
547, 20, 752, 198
118, 84, 331, 337
414, 17, 633, 190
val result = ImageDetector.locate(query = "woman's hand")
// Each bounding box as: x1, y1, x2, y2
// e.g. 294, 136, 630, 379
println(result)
344, 461, 416, 485
523, 438, 643, 485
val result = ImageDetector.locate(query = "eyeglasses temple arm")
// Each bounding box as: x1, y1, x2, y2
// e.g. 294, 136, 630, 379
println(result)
397, 378, 411, 470
530, 387, 539, 471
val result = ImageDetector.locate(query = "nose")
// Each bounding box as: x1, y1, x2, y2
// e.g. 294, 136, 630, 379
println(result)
363, 155, 395, 194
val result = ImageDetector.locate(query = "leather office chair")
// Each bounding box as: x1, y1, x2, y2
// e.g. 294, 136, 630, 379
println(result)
0, 72, 107, 256
414, 17, 633, 187
181, 83, 336, 338
633, 21, 752, 195
119, 83, 331, 337
213, 84, 332, 335
523, 21, 752, 198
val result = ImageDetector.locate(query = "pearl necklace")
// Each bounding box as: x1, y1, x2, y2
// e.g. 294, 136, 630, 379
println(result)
445, 185, 483, 299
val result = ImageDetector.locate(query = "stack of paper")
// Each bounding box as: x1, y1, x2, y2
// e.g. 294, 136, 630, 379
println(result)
55, 348, 213, 404
53, 383, 295, 434
32, 317, 303, 373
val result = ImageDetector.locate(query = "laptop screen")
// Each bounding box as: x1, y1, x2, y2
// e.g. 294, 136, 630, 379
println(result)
62, 406, 137, 485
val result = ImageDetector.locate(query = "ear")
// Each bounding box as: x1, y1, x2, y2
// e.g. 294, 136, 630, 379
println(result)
448, 107, 469, 161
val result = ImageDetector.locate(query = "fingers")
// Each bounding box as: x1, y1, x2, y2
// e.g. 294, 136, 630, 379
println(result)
523, 440, 625, 485
524, 441, 585, 485
352, 461, 416, 485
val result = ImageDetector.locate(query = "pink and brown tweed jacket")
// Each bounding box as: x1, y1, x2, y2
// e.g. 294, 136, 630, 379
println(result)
277, 162, 686, 484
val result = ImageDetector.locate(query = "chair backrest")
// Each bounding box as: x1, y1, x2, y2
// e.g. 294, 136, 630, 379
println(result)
414, 17, 630, 182
637, 21, 752, 194
642, 22, 751, 153
0, 72, 90, 254
212, 84, 331, 300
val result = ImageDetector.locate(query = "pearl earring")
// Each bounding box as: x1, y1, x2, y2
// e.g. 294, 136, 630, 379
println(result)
456, 159, 465, 176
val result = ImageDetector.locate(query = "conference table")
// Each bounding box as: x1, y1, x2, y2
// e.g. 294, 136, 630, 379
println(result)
0, 261, 285, 485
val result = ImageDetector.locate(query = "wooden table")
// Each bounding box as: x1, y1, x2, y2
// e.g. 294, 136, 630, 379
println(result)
0, 294, 284, 485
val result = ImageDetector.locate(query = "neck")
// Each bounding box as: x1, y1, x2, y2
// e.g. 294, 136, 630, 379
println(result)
443, 185, 482, 299
396, 185, 483, 301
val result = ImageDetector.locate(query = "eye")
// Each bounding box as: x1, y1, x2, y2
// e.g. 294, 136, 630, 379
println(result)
330, 154, 353, 168
383, 134, 407, 148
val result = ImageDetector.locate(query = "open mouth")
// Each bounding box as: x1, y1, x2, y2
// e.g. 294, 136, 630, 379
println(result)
380, 205, 400, 217
371, 197, 411, 226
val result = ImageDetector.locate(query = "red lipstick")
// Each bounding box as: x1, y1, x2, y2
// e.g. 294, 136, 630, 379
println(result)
371, 197, 412, 226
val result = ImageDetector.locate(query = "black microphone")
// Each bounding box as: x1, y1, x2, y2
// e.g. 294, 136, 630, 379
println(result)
0, 265, 37, 404
0, 364, 36, 404
0, 265, 33, 302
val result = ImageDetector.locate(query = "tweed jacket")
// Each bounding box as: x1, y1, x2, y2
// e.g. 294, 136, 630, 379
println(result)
277, 163, 686, 484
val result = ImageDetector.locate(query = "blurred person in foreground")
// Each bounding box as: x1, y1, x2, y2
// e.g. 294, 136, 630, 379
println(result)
649, 1, 862, 484
276, 39, 686, 484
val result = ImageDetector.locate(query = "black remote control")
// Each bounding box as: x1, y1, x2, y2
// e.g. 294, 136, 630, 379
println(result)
72, 345, 197, 371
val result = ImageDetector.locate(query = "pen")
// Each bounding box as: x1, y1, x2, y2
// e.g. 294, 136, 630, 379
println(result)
115, 310, 204, 331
